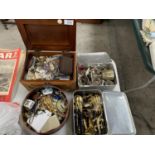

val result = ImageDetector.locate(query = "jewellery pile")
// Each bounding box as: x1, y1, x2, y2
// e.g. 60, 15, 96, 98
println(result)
25, 56, 73, 80
73, 91, 107, 135
22, 86, 68, 134
78, 64, 115, 86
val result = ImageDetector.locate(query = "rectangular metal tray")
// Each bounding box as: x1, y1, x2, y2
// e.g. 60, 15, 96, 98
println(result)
73, 89, 109, 135
77, 52, 117, 90
103, 91, 136, 135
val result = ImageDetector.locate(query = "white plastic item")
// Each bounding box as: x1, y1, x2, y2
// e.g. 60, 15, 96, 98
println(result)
149, 42, 155, 70
0, 102, 22, 135
103, 91, 136, 135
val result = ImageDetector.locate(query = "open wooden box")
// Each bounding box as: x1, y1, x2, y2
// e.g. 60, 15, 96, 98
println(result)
16, 19, 76, 90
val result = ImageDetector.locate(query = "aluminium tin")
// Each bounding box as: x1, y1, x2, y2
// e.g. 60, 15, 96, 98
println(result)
77, 52, 117, 90
103, 91, 136, 135
73, 89, 110, 135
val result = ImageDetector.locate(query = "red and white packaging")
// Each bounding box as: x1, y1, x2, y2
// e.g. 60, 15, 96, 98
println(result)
0, 48, 21, 102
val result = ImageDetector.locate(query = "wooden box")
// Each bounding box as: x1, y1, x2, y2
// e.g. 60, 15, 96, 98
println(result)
16, 19, 76, 90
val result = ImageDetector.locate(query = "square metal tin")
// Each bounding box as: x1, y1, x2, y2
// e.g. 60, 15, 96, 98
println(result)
77, 52, 118, 90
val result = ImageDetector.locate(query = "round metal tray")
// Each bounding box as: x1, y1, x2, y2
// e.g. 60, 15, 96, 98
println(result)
19, 85, 70, 135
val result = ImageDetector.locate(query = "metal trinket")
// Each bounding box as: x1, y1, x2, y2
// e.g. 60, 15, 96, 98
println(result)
42, 88, 53, 95
22, 87, 68, 133
78, 64, 115, 86
74, 91, 107, 135
25, 56, 72, 80
24, 99, 35, 110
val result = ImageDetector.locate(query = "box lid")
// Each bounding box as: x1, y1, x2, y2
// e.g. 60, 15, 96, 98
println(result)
103, 91, 136, 135
77, 52, 111, 65
16, 19, 76, 51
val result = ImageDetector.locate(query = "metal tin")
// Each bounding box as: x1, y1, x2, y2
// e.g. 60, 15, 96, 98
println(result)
19, 85, 70, 135
73, 89, 110, 135
77, 52, 117, 90
73, 90, 136, 135
102, 91, 136, 135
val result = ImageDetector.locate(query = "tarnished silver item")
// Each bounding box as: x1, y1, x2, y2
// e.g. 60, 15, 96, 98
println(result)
78, 64, 115, 86
77, 52, 117, 90
25, 56, 71, 80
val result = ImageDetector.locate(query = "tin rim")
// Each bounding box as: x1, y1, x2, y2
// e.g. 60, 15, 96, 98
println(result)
72, 89, 109, 135
19, 85, 70, 135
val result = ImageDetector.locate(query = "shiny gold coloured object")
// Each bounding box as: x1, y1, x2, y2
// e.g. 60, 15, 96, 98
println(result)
102, 69, 115, 80
56, 100, 66, 113
74, 91, 107, 135
75, 95, 83, 112
38, 95, 56, 113
75, 95, 83, 103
